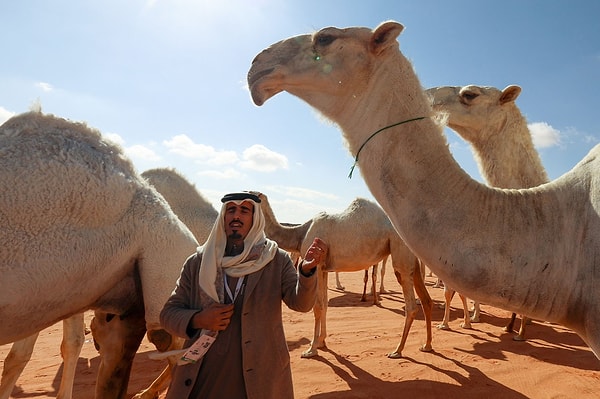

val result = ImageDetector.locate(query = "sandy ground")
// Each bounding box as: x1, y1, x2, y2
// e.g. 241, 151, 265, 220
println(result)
1, 270, 599, 399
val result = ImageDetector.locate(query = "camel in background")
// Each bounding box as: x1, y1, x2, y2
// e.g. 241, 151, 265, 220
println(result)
255, 192, 432, 359
427, 84, 549, 340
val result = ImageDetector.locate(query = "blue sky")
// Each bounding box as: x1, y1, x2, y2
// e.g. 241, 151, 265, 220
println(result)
2, 1, 599, 223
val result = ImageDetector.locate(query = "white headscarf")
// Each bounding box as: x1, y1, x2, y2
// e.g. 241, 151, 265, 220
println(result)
198, 198, 278, 302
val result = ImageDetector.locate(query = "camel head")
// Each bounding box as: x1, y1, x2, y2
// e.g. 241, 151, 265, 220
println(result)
426, 84, 522, 144
248, 21, 405, 120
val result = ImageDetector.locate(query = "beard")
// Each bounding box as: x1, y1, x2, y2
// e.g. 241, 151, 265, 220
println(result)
228, 230, 242, 240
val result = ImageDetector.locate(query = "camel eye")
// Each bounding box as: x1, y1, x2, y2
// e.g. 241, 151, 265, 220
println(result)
315, 33, 336, 47
461, 91, 479, 101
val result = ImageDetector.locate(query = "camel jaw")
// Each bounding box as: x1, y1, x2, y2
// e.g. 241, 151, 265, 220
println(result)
247, 66, 282, 106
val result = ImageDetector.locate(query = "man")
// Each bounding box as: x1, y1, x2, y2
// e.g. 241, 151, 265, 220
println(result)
160, 191, 325, 398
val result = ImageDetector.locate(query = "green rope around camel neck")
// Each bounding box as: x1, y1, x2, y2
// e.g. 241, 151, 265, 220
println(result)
348, 116, 427, 179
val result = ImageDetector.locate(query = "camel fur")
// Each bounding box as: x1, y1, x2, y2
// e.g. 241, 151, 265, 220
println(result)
1, 167, 216, 399
0, 111, 198, 398
255, 192, 432, 359
247, 21, 600, 360
427, 84, 549, 340
141, 167, 218, 246
91, 167, 219, 399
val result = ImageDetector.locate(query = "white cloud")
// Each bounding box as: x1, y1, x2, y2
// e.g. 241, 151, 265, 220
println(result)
104, 132, 125, 146
528, 122, 561, 148
240, 144, 288, 172
0, 106, 15, 125
267, 185, 338, 201
198, 168, 244, 179
164, 134, 238, 165
125, 144, 162, 161
35, 82, 53, 92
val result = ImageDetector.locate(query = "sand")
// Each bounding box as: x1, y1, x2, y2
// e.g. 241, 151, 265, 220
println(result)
1, 271, 598, 399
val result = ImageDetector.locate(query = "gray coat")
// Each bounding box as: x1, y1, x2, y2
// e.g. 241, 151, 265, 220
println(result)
160, 248, 317, 399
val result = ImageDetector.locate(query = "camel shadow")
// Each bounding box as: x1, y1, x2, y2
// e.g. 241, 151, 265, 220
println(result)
432, 309, 599, 370
287, 336, 312, 352
305, 347, 529, 399
9, 356, 100, 398
459, 323, 599, 370
11, 351, 168, 399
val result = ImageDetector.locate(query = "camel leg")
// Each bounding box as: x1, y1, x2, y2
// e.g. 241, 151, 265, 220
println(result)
470, 300, 481, 322
388, 269, 420, 358
132, 333, 183, 399
0, 333, 39, 399
370, 264, 380, 305
334, 272, 345, 290
505, 314, 529, 341
131, 364, 171, 399
91, 309, 146, 399
504, 312, 518, 334
56, 313, 86, 399
513, 316, 529, 341
413, 260, 433, 353
437, 284, 455, 330
379, 257, 387, 294
361, 269, 369, 302
457, 293, 472, 329
302, 270, 328, 358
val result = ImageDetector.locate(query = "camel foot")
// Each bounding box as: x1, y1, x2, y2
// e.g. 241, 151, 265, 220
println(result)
470, 315, 480, 323
301, 348, 318, 358
336, 285, 345, 291
437, 323, 450, 330
460, 322, 472, 329
512, 335, 526, 342
419, 344, 433, 353
387, 351, 402, 359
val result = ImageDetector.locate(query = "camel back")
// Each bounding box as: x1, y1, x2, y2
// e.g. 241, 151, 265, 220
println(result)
0, 112, 139, 230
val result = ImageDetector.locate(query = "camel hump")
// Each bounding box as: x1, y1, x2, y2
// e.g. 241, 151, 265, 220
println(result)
0, 111, 139, 229
142, 167, 218, 243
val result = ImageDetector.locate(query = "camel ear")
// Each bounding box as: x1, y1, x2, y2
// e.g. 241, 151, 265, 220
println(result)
499, 85, 522, 104
370, 21, 404, 55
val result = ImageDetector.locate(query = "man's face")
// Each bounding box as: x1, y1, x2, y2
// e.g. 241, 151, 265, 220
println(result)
224, 200, 254, 240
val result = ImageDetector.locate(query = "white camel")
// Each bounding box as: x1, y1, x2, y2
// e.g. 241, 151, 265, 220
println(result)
247, 21, 600, 360
0, 111, 198, 398
134, 167, 219, 398
427, 84, 549, 340
255, 192, 432, 359
1, 167, 217, 399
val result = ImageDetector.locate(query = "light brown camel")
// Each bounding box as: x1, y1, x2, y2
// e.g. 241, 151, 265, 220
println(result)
0, 111, 198, 398
247, 21, 600, 360
255, 192, 432, 359
427, 84, 549, 340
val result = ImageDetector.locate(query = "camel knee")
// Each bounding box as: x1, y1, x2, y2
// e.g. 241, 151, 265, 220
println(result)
147, 328, 174, 352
